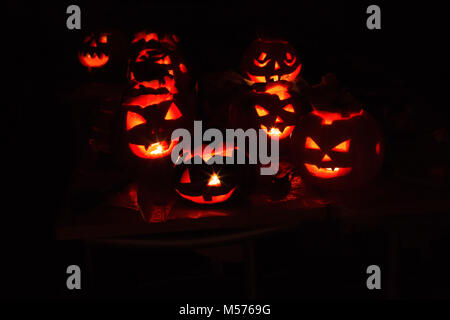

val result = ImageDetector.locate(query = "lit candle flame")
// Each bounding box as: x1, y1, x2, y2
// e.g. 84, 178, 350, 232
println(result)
207, 174, 221, 186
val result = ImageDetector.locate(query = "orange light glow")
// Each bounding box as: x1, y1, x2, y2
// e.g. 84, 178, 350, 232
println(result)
175, 187, 237, 204
135, 49, 163, 63
126, 111, 146, 130
279, 64, 302, 81
155, 55, 171, 65
254, 58, 270, 67
122, 93, 173, 108
275, 116, 283, 123
258, 52, 267, 60
207, 174, 221, 187
261, 125, 295, 139
255, 105, 269, 117
274, 61, 280, 70
312, 109, 364, 125
332, 140, 350, 152
180, 169, 191, 183
128, 140, 177, 159
284, 54, 296, 66
283, 104, 295, 113
99, 34, 108, 43
246, 73, 266, 83
133, 76, 178, 93
78, 52, 109, 71
179, 63, 187, 73
321, 154, 332, 162
305, 137, 320, 150
164, 103, 183, 120
132, 31, 158, 43
304, 164, 352, 179
264, 83, 291, 100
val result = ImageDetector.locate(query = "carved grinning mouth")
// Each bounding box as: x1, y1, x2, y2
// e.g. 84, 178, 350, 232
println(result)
246, 64, 302, 83
175, 187, 237, 204
128, 140, 177, 159
304, 163, 352, 179
78, 52, 109, 69
260, 125, 295, 139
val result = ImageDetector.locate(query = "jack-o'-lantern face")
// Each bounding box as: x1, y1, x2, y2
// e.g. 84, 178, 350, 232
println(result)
241, 39, 302, 83
78, 32, 110, 71
174, 145, 247, 204
121, 31, 193, 161
252, 82, 298, 139
123, 99, 184, 159
291, 108, 384, 189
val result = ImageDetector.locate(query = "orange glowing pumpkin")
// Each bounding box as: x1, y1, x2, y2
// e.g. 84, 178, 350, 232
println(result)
119, 31, 194, 164
173, 144, 254, 205
78, 32, 110, 71
291, 107, 384, 190
240, 38, 302, 84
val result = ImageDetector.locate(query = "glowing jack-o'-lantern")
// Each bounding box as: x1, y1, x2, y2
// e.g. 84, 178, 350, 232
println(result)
291, 107, 384, 190
122, 97, 186, 159
173, 145, 254, 205
119, 31, 194, 164
240, 38, 302, 84
251, 81, 300, 140
78, 32, 110, 71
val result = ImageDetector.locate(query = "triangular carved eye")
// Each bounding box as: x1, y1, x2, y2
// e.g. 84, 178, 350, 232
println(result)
255, 105, 269, 117
126, 111, 146, 130
332, 139, 350, 152
283, 104, 295, 113
180, 169, 191, 183
305, 137, 320, 150
165, 103, 182, 120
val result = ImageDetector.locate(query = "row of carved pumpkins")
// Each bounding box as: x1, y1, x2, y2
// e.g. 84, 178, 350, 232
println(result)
79, 30, 384, 204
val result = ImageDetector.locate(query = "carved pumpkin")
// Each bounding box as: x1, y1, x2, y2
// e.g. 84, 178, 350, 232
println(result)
291, 107, 384, 190
127, 31, 187, 84
251, 81, 303, 140
240, 38, 302, 84
174, 145, 254, 205
78, 32, 111, 71
118, 31, 194, 168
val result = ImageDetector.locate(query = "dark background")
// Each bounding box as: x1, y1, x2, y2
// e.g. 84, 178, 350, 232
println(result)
4, 1, 449, 299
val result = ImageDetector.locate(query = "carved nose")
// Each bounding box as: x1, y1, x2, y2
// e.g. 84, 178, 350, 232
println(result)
274, 61, 280, 70
275, 116, 283, 123
322, 154, 332, 162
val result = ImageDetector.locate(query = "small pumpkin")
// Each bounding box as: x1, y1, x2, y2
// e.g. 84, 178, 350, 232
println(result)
78, 32, 111, 71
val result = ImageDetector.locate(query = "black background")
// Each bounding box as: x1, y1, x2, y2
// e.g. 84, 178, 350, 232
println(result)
4, 0, 449, 299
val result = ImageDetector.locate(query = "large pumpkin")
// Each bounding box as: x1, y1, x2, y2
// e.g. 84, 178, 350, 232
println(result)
291, 107, 384, 190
